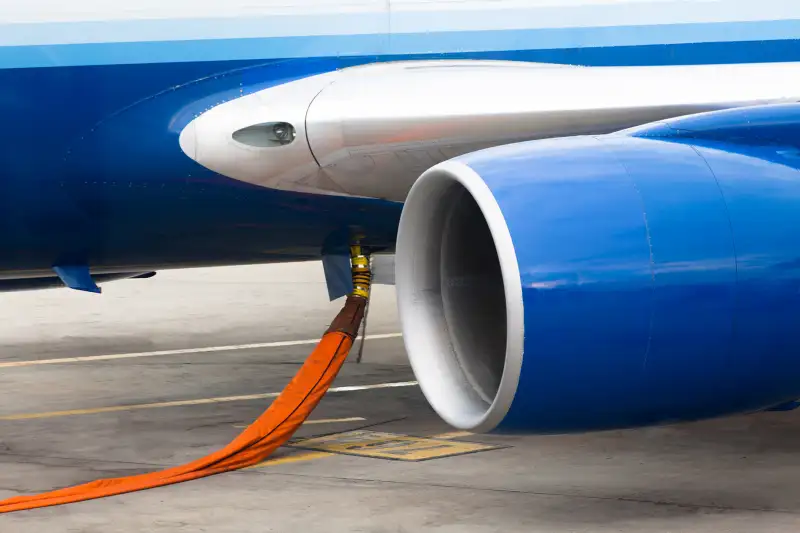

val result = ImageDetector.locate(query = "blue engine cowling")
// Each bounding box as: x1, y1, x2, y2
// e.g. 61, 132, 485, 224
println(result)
395, 103, 800, 434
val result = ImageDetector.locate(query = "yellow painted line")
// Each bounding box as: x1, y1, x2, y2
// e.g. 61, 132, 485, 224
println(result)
431, 430, 474, 440
247, 451, 335, 469
0, 381, 418, 421
233, 416, 366, 428
0, 394, 282, 420
0, 333, 403, 369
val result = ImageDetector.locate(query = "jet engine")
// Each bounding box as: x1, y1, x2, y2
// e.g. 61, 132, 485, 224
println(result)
396, 104, 800, 434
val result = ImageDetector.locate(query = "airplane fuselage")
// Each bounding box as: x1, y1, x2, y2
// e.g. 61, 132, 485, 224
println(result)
1, 0, 800, 282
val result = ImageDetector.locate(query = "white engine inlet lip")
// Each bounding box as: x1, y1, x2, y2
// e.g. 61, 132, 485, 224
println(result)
396, 160, 524, 433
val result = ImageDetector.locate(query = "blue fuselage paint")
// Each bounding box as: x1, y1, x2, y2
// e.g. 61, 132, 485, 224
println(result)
1, 34, 800, 276
0, 57, 405, 275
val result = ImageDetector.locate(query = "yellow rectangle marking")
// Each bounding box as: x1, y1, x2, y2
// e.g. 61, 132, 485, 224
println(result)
288, 430, 504, 462
249, 428, 478, 470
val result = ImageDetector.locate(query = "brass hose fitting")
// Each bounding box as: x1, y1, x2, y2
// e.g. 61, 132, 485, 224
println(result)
350, 244, 371, 300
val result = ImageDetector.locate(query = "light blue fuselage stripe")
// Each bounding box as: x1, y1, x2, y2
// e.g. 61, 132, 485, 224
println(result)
2, 0, 800, 46
0, 20, 799, 69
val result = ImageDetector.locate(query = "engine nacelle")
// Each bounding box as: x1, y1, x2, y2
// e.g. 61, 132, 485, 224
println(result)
396, 104, 800, 434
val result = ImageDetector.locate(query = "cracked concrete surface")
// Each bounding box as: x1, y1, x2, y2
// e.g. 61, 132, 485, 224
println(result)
1, 262, 800, 531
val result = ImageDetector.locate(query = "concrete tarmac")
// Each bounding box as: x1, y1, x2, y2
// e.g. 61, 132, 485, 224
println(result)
1, 262, 800, 532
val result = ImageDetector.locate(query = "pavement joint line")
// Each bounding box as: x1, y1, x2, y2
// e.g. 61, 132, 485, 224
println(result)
249, 429, 475, 469
0, 381, 419, 420
257, 470, 799, 515
0, 333, 404, 369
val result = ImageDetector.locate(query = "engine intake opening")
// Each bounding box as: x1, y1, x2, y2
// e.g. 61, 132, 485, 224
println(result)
396, 161, 524, 432
441, 187, 507, 405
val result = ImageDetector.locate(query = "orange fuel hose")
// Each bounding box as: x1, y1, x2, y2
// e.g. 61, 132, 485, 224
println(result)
0, 246, 371, 514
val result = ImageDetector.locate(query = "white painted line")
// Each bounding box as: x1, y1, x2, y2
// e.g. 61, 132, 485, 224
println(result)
0, 333, 404, 369
325, 381, 419, 393
0, 381, 419, 420
233, 416, 366, 428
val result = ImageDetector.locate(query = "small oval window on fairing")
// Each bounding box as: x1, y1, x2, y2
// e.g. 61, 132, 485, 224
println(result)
232, 122, 296, 147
